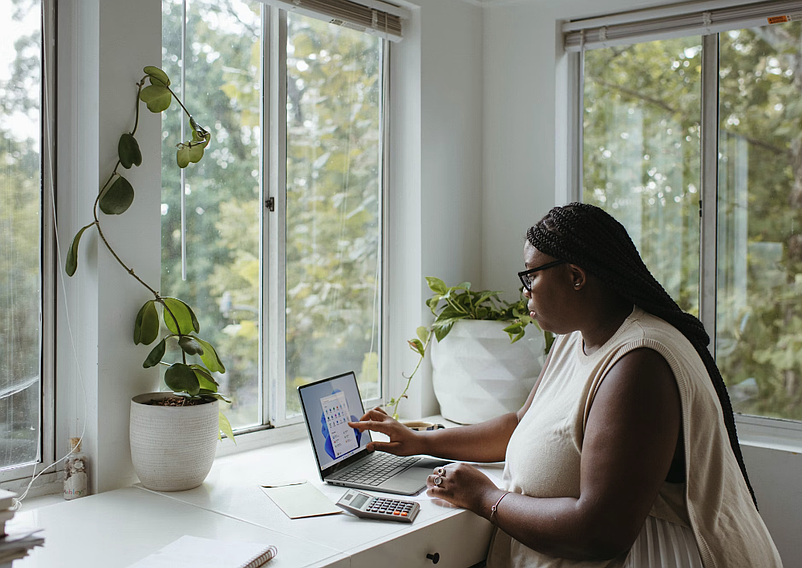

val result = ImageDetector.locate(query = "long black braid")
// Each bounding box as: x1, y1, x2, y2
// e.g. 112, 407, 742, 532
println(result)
527, 202, 758, 508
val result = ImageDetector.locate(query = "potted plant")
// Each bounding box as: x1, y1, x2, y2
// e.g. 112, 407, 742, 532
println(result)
389, 277, 554, 424
66, 66, 234, 491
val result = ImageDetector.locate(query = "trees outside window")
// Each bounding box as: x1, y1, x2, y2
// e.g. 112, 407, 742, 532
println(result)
582, 21, 802, 421
161, 0, 384, 430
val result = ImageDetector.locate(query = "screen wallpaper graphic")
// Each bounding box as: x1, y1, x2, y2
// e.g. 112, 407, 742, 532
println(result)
300, 373, 369, 470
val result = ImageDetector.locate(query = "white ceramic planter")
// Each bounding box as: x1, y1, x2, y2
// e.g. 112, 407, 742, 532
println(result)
130, 392, 219, 492
431, 320, 545, 424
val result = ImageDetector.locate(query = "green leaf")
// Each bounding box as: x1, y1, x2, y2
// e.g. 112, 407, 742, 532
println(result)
200, 391, 231, 403
176, 137, 209, 168
425, 295, 442, 314
434, 321, 454, 342
139, 84, 172, 113
426, 277, 447, 295
161, 297, 200, 335
189, 115, 209, 139
142, 338, 166, 368
143, 66, 170, 87
195, 337, 226, 374
134, 300, 159, 345
191, 364, 219, 390
99, 175, 134, 215
65, 223, 94, 276
407, 338, 425, 356
178, 335, 205, 356
219, 412, 235, 442
118, 133, 142, 169
415, 326, 430, 343
164, 363, 200, 396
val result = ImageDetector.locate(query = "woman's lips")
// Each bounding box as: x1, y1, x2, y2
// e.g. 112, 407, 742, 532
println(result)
530, 310, 536, 319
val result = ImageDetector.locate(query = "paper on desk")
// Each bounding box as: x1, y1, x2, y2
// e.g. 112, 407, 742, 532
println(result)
260, 482, 341, 519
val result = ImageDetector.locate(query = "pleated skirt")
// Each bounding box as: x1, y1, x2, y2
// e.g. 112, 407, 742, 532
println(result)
624, 515, 704, 568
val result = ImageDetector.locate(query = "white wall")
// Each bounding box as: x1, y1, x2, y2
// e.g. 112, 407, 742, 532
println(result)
482, 1, 802, 566
388, 0, 485, 419
57, 0, 162, 493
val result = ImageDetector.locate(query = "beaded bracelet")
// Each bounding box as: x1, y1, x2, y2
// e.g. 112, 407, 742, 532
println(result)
489, 491, 509, 524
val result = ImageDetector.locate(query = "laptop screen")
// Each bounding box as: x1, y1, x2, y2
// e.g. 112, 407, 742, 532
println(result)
297, 371, 373, 472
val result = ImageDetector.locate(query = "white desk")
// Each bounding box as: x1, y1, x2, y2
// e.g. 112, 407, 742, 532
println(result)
7, 437, 497, 567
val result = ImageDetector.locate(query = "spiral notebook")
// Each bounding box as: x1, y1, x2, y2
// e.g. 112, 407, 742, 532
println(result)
128, 535, 277, 568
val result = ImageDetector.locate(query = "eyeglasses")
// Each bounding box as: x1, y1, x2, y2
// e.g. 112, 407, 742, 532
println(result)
518, 259, 567, 292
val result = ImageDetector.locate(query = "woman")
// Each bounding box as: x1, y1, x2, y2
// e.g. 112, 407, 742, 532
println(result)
350, 203, 782, 567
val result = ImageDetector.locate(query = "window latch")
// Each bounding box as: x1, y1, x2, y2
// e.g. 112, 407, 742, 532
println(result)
265, 197, 275, 212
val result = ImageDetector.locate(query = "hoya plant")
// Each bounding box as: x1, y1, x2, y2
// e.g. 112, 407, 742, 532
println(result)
388, 277, 555, 419
65, 66, 233, 441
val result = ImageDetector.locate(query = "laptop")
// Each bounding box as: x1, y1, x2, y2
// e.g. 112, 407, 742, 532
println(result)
298, 371, 448, 495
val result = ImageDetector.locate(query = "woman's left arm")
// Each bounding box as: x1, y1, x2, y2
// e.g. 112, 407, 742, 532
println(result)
428, 347, 681, 561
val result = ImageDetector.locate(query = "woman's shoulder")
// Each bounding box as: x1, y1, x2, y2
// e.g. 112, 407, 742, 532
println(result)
622, 307, 692, 348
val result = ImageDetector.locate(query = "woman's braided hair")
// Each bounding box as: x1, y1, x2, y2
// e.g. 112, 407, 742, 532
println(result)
527, 202, 757, 508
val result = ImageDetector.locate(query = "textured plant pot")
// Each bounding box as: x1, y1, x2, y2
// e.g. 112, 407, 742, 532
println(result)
130, 392, 219, 492
431, 320, 545, 424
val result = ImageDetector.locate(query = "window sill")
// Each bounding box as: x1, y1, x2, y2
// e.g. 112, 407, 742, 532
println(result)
735, 414, 802, 453
216, 422, 307, 459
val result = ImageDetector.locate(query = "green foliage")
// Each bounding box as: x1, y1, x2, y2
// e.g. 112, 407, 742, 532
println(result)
64, 65, 233, 440
582, 24, 802, 420
388, 278, 554, 420
158, 3, 387, 426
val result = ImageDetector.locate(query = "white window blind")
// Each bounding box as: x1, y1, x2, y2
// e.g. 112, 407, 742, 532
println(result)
260, 0, 409, 41
564, 0, 802, 51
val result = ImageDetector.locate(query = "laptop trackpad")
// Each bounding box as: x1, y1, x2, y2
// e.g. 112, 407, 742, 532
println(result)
379, 458, 450, 494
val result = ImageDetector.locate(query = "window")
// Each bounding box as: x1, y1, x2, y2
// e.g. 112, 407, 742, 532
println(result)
572, 3, 802, 423
0, 0, 54, 474
161, 0, 390, 432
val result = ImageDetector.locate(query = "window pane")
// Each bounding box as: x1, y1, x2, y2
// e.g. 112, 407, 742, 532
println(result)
717, 23, 802, 420
285, 14, 383, 416
162, 0, 262, 429
0, 0, 41, 468
582, 39, 702, 316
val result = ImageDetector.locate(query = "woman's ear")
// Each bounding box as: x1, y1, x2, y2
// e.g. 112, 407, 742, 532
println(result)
568, 264, 586, 290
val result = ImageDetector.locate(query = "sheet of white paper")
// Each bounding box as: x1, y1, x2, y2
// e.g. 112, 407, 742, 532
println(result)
260, 483, 341, 519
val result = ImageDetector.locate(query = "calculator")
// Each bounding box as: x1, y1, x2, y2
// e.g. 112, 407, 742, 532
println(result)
335, 489, 420, 523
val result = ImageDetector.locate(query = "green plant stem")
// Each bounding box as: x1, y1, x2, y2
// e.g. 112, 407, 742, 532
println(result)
88, 77, 187, 338
390, 332, 432, 420
131, 78, 145, 135
166, 85, 192, 118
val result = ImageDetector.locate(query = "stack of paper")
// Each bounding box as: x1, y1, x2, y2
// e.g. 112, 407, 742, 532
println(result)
0, 490, 44, 567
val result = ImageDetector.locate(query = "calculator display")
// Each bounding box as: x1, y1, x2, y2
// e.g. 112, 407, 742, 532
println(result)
352, 494, 369, 509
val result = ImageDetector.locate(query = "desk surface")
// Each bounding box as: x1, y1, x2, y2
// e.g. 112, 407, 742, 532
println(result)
8, 435, 499, 567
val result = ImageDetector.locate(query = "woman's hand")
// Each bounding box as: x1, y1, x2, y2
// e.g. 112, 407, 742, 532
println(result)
426, 463, 501, 516
348, 407, 425, 456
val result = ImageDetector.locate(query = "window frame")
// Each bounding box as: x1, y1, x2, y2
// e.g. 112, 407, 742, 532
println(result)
265, 5, 389, 428
0, 0, 57, 486
567, 15, 802, 441
162, 2, 390, 438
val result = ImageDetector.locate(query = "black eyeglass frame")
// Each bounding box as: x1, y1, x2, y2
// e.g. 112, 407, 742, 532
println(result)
518, 259, 567, 292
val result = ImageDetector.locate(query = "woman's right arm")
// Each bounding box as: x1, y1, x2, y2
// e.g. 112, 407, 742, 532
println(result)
350, 407, 519, 462
349, 353, 550, 463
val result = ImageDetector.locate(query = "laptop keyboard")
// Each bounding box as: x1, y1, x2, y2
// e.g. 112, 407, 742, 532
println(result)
330, 453, 420, 486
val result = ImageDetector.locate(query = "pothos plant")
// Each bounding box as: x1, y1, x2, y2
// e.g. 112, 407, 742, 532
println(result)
387, 277, 555, 420
65, 66, 234, 441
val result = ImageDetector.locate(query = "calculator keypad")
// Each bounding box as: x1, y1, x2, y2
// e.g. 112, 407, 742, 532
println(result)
367, 498, 415, 518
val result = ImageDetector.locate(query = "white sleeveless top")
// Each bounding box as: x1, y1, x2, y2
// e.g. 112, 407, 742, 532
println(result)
486, 307, 782, 568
